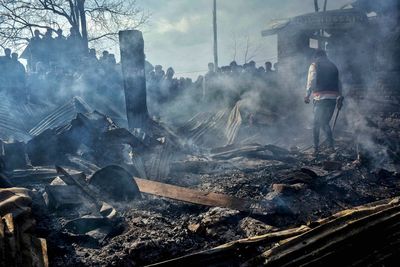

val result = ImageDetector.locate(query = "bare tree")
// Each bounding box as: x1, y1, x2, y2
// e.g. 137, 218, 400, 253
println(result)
0, 0, 149, 51
230, 32, 237, 62
229, 33, 261, 64
243, 35, 260, 63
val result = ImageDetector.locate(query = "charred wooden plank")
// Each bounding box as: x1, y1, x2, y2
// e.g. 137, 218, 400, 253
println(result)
10, 167, 82, 186
134, 177, 264, 212
56, 166, 99, 207
0, 217, 4, 264
30, 237, 48, 267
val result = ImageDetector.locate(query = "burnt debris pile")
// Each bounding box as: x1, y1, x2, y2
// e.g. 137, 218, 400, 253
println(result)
1, 1, 400, 266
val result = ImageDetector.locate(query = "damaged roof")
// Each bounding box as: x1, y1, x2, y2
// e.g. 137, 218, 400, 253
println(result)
262, 9, 368, 36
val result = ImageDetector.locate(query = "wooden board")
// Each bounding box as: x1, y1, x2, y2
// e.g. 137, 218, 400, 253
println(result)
134, 177, 257, 212
10, 168, 83, 186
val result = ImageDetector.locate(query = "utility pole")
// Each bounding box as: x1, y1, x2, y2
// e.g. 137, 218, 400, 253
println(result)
322, 0, 328, 50
213, 0, 218, 71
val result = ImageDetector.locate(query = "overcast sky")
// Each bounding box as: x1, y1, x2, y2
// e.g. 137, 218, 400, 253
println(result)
134, 0, 351, 78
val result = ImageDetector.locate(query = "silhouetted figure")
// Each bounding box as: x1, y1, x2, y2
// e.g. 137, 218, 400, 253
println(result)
54, 29, 67, 68
108, 54, 117, 65
248, 61, 257, 74
0, 48, 12, 95
205, 63, 215, 77
161, 67, 177, 101
10, 53, 26, 100
42, 29, 54, 64
265, 61, 273, 73
273, 62, 279, 72
66, 27, 83, 66
166, 67, 175, 80
99, 50, 109, 66
230, 61, 240, 75
88, 48, 97, 60
0, 47, 11, 61
21, 30, 42, 71
154, 65, 165, 82
55, 29, 66, 42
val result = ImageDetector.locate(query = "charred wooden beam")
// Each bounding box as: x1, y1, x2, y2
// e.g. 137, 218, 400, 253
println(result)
134, 177, 267, 213
56, 166, 117, 218
118, 30, 149, 130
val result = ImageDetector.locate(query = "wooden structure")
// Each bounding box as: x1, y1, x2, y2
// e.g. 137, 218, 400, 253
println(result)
262, 0, 400, 90
262, 9, 371, 87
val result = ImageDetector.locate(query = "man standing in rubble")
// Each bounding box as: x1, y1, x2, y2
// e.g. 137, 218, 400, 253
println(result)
304, 49, 343, 155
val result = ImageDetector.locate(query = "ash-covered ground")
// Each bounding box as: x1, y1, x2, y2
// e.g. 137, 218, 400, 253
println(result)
30, 129, 400, 266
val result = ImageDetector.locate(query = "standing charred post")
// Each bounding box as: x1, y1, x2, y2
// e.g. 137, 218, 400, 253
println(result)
119, 30, 149, 130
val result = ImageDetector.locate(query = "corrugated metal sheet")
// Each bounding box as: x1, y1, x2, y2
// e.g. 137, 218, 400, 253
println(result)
29, 96, 92, 136
0, 100, 41, 142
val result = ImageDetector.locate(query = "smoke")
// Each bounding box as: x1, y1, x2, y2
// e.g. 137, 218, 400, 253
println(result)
145, 0, 400, 161
0, 0, 399, 174
334, 1, 400, 169
147, 62, 307, 150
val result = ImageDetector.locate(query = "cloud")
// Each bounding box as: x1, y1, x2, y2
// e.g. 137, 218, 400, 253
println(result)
156, 16, 194, 33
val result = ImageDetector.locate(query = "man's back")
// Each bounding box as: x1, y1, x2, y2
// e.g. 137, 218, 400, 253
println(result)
315, 58, 339, 92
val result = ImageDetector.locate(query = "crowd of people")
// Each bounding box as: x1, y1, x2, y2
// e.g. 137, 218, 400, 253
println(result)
22, 28, 85, 72
203, 60, 279, 105
146, 60, 281, 119
0, 26, 124, 106
159, 58, 283, 121
0, 48, 27, 99
0, 28, 281, 124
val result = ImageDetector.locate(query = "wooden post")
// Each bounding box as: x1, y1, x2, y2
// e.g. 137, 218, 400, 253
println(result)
213, 0, 219, 71
119, 30, 149, 130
